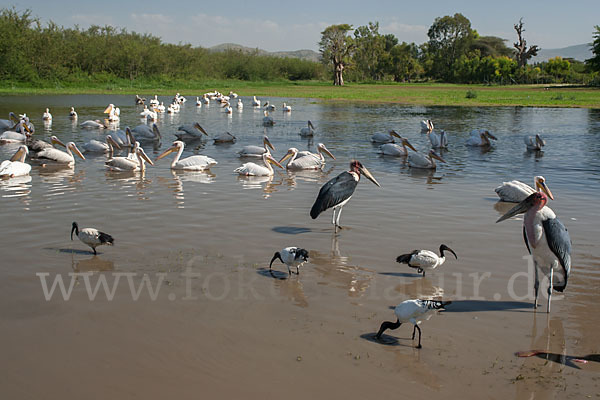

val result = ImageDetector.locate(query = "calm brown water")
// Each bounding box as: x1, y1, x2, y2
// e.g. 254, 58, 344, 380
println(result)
1, 95, 599, 399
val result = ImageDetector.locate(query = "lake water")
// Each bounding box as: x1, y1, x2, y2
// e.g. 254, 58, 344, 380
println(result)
1, 95, 599, 399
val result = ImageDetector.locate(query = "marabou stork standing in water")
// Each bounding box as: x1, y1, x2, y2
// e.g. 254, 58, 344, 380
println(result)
496, 187, 571, 313
376, 299, 451, 348
396, 245, 457, 276
71, 222, 114, 255
310, 160, 380, 232
269, 247, 309, 275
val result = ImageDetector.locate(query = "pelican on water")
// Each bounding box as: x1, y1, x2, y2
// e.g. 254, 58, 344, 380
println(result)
234, 150, 283, 176
299, 120, 315, 137
429, 130, 448, 148
525, 134, 545, 151
0, 145, 31, 178
371, 130, 401, 144
496, 185, 570, 313
237, 135, 274, 158
279, 143, 335, 170
82, 135, 122, 154
379, 137, 417, 156
270, 247, 309, 275
175, 122, 208, 141
376, 300, 451, 348
495, 176, 552, 203
156, 141, 217, 171
408, 149, 446, 169
420, 119, 434, 133
42, 108, 52, 121
396, 245, 458, 276
71, 221, 114, 255
263, 111, 275, 126
466, 130, 497, 147
310, 160, 380, 231
36, 140, 85, 167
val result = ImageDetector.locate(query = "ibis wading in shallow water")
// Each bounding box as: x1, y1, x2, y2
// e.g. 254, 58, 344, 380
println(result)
71, 222, 114, 255
376, 299, 451, 348
396, 245, 457, 276
496, 186, 571, 313
270, 247, 309, 275
310, 160, 380, 231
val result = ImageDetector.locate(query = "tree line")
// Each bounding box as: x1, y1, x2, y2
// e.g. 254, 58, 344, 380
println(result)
0, 7, 598, 88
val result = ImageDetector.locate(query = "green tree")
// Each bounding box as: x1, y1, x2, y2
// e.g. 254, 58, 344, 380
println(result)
319, 24, 354, 85
586, 25, 600, 72
426, 13, 475, 80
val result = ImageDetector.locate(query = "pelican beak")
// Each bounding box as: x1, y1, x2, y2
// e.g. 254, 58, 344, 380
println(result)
320, 146, 336, 160
431, 151, 446, 163
390, 130, 402, 139
156, 145, 177, 161
485, 131, 498, 140
107, 135, 121, 150
52, 137, 67, 148
70, 144, 86, 160
103, 104, 113, 114
359, 165, 381, 187
496, 196, 534, 223
194, 123, 208, 136
264, 136, 275, 151
138, 148, 154, 166
536, 179, 554, 200
279, 150, 294, 164
308, 120, 315, 130
267, 154, 284, 169
402, 138, 417, 152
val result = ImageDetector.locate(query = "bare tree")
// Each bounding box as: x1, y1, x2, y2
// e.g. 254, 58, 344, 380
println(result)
513, 18, 540, 68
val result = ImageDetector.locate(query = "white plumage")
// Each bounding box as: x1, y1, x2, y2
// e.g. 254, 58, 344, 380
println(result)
71, 221, 114, 255
0, 145, 31, 178
269, 247, 309, 275
156, 141, 217, 171
376, 299, 451, 348
495, 176, 549, 203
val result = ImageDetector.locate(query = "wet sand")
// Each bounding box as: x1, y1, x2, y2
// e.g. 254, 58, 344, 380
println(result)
1, 96, 599, 399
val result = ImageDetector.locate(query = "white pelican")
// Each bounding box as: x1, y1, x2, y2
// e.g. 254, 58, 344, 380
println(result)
132, 123, 161, 143
496, 186, 570, 313
252, 96, 261, 107
80, 120, 107, 129
36, 140, 85, 166
222, 102, 233, 114
375, 300, 451, 348
237, 99, 243, 109
0, 145, 31, 178
300, 120, 315, 137
228, 91, 238, 98
234, 150, 283, 176
396, 245, 457, 276
175, 122, 208, 141
279, 143, 335, 170
149, 95, 159, 106
466, 130, 497, 147
525, 134, 545, 151
135, 94, 146, 105
270, 247, 309, 275
429, 130, 448, 148
310, 160, 380, 231
105, 143, 153, 172
371, 130, 401, 144
213, 132, 236, 144
495, 176, 552, 203
195, 97, 202, 107
69, 107, 77, 119
156, 141, 217, 171
408, 149, 446, 169
238, 136, 275, 158
282, 103, 292, 112
420, 119, 434, 133
379, 137, 417, 156
71, 221, 114, 255
263, 111, 274, 126
82, 135, 122, 153
42, 108, 52, 121
103, 104, 120, 122
201, 94, 210, 105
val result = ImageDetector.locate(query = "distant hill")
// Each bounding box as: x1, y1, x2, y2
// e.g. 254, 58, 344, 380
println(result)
531, 43, 592, 63
209, 43, 321, 62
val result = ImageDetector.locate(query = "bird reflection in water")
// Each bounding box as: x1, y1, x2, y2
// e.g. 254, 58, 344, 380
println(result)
309, 233, 373, 298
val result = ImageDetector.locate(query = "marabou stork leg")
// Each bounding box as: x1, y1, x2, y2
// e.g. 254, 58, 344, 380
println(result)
547, 268, 553, 314
533, 262, 539, 310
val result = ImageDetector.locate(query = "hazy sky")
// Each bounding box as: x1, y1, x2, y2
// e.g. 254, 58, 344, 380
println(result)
8, 0, 598, 51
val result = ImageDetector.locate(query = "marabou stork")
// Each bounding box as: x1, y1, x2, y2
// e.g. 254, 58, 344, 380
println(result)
396, 245, 457, 276
269, 247, 309, 275
310, 160, 380, 231
71, 222, 114, 255
496, 188, 571, 313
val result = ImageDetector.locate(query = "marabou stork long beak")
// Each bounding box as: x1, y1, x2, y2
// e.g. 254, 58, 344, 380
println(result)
359, 165, 380, 187
496, 195, 536, 223
535, 179, 554, 200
